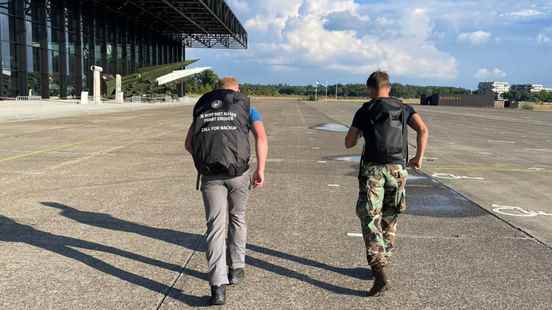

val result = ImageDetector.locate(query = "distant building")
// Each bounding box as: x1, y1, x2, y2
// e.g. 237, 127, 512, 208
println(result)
511, 84, 546, 93
544, 87, 552, 92
478, 81, 510, 99
0, 0, 247, 99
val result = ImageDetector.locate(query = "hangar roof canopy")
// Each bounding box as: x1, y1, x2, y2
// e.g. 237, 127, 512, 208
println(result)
87, 0, 247, 49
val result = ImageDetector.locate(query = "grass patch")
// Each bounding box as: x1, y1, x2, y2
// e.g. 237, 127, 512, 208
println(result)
534, 103, 552, 112
519, 102, 535, 111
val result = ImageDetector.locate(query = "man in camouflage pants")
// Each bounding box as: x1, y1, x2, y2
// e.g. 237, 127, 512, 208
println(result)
356, 164, 408, 267
346, 71, 429, 297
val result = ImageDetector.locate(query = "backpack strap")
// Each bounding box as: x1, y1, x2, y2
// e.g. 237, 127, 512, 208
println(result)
401, 104, 409, 168
358, 148, 365, 179
196, 173, 201, 191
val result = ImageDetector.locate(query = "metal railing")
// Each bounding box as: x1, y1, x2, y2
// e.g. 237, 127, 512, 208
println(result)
16, 96, 42, 102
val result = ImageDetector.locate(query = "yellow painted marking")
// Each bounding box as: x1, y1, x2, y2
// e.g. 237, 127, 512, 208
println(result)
0, 139, 97, 163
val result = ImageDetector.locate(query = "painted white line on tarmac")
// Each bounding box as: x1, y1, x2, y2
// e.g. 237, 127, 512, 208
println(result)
347, 232, 532, 240
432, 173, 484, 181
317, 160, 327, 164
327, 184, 341, 187
525, 148, 552, 153
488, 140, 516, 144
492, 204, 552, 217
333, 156, 361, 162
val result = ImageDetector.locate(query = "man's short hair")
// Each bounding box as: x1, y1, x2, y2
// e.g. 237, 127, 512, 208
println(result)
221, 77, 239, 89
366, 71, 390, 90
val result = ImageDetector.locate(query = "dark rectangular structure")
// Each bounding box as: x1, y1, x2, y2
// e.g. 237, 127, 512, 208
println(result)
0, 0, 247, 99
422, 94, 496, 108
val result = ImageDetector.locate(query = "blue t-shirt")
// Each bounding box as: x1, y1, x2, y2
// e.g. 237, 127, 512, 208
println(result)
250, 107, 263, 124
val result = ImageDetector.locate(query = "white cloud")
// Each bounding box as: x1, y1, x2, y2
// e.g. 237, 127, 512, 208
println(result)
506, 9, 544, 18
244, 0, 302, 33
475, 68, 507, 80
457, 31, 492, 45
227, 0, 249, 16
537, 28, 552, 45
239, 0, 457, 80
537, 33, 551, 44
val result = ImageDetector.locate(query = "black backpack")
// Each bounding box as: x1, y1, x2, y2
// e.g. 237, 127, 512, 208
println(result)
362, 98, 408, 165
191, 89, 251, 178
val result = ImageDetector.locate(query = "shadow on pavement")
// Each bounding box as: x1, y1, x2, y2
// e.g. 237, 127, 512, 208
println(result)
247, 244, 371, 281
0, 214, 210, 307
3, 202, 369, 305
40, 202, 205, 252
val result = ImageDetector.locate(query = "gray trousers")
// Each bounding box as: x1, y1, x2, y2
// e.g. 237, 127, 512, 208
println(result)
201, 172, 251, 286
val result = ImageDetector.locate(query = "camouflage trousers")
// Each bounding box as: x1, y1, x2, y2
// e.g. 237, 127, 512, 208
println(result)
356, 163, 408, 269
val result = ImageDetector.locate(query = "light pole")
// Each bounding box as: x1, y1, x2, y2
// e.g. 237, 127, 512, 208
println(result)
315, 81, 323, 102
324, 81, 328, 104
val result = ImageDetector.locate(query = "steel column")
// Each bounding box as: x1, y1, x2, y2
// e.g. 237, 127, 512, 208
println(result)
121, 20, 127, 75
112, 16, 118, 74
58, 0, 68, 98
100, 13, 107, 74
86, 8, 95, 95
129, 25, 136, 73
152, 37, 157, 66
73, 0, 83, 97
36, 0, 49, 99
177, 44, 185, 97
13, 0, 27, 96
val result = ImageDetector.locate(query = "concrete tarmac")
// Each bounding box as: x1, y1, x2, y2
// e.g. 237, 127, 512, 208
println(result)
315, 102, 552, 248
1, 99, 551, 309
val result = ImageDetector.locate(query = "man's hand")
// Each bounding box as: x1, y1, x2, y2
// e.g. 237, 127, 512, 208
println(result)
345, 127, 361, 149
252, 169, 265, 188
408, 156, 423, 170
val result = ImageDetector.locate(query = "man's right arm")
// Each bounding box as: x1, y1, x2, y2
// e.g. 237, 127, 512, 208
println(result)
345, 127, 362, 149
185, 125, 193, 155
346, 109, 363, 149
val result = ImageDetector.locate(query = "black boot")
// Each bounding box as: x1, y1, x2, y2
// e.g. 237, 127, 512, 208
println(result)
367, 266, 389, 297
229, 268, 245, 285
210, 285, 226, 305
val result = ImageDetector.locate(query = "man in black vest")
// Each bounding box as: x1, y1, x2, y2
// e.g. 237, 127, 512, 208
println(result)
185, 77, 268, 305
345, 71, 429, 297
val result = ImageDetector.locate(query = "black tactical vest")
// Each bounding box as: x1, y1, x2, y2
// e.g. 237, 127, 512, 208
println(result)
362, 97, 407, 165
191, 89, 251, 177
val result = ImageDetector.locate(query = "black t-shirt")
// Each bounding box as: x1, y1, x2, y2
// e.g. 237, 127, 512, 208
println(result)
351, 97, 417, 164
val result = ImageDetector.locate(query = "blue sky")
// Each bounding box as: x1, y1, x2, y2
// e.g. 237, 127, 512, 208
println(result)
187, 0, 552, 89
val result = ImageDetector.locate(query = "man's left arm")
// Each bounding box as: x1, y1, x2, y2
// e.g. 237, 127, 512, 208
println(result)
407, 113, 429, 169
251, 121, 268, 188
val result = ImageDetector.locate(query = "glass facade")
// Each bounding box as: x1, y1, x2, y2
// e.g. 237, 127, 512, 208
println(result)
0, 0, 184, 98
